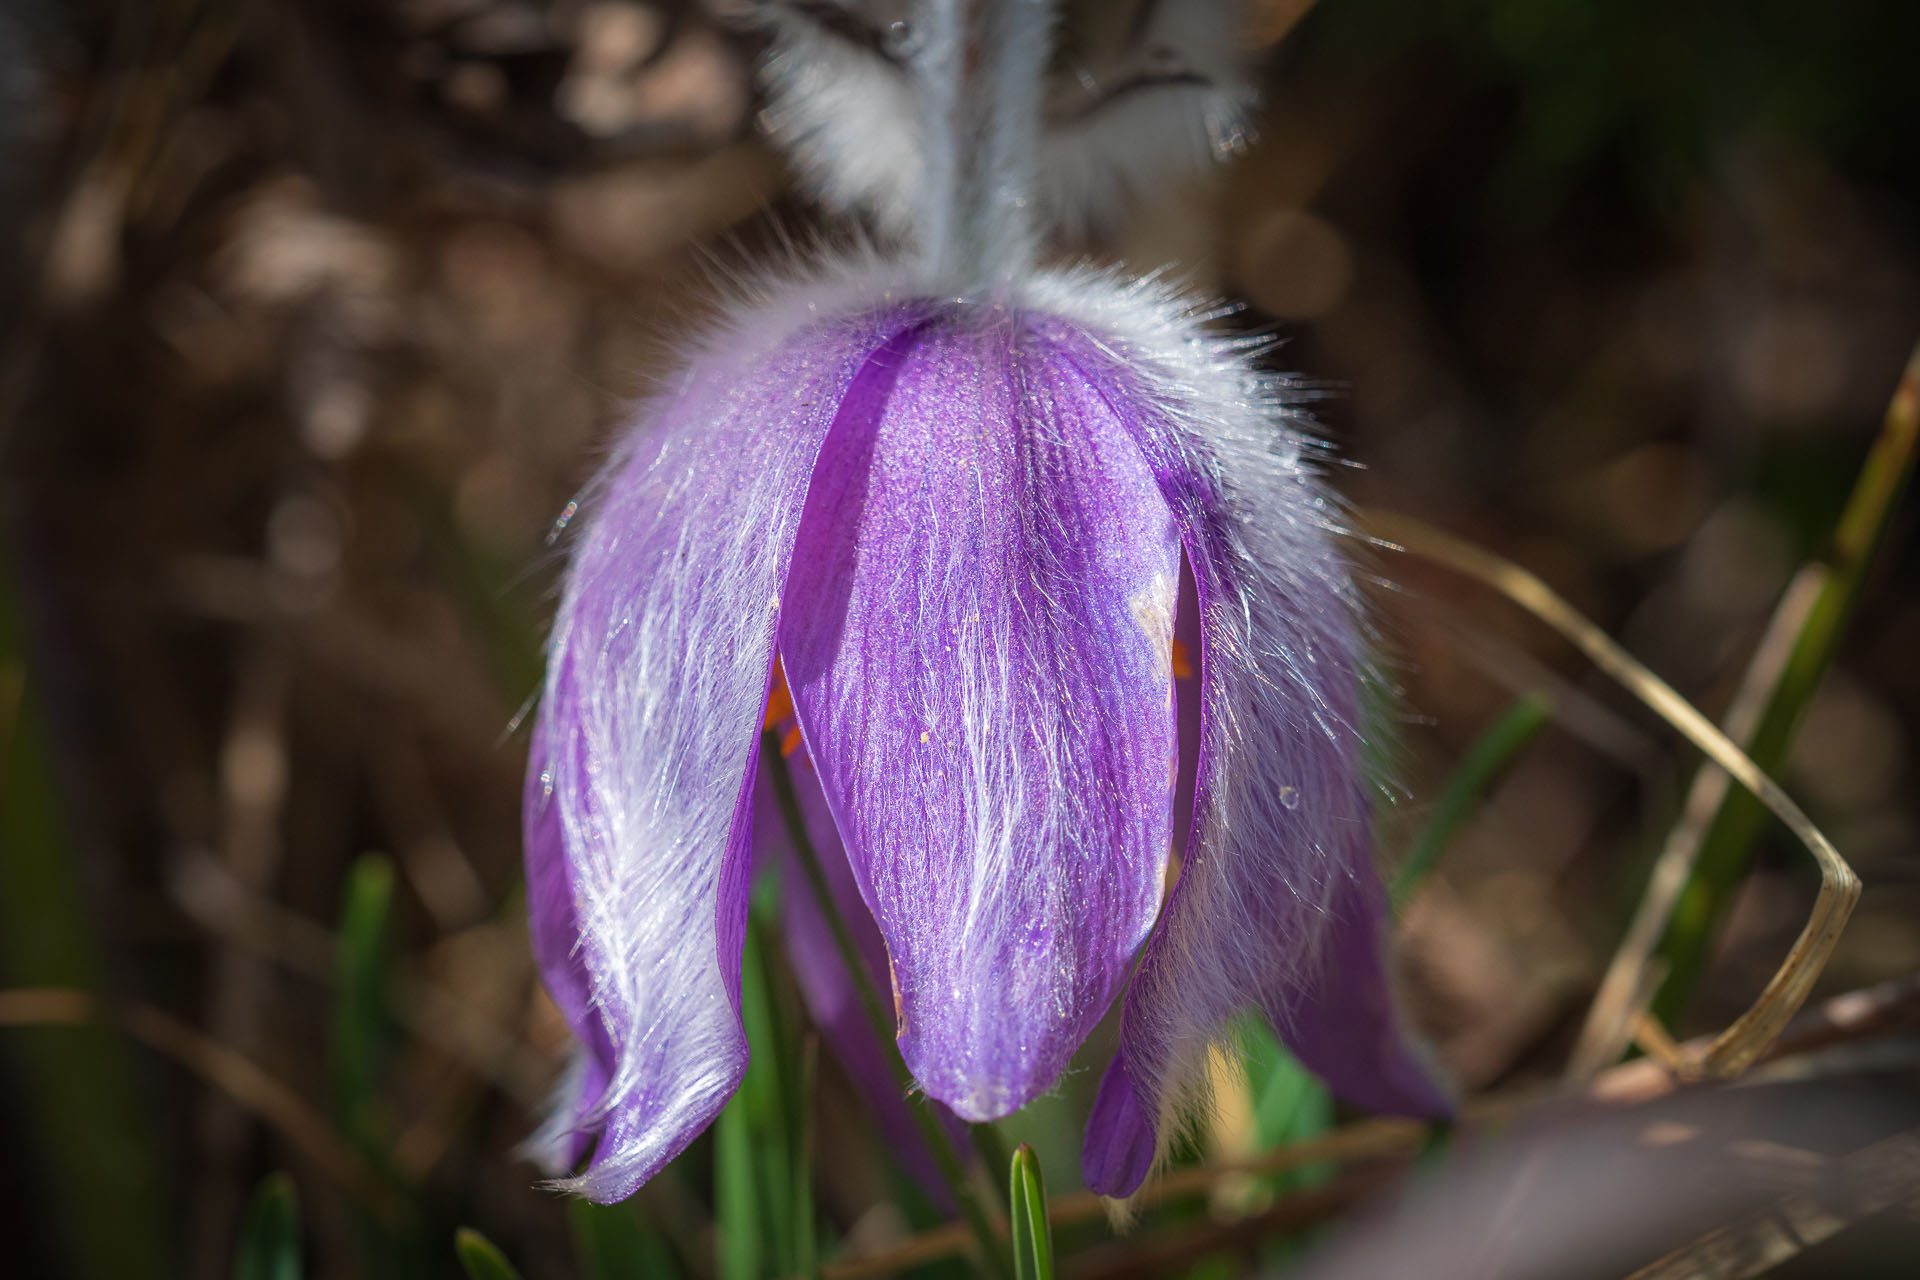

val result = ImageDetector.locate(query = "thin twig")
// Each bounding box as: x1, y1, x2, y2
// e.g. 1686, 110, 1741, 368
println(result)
0, 987, 405, 1225
171, 850, 554, 1107
818, 1121, 1436, 1278
810, 971, 1920, 1277
1064, 1162, 1402, 1280
198, 639, 293, 1273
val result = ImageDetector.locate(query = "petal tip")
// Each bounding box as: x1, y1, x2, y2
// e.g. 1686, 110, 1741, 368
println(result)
1081, 1056, 1158, 1199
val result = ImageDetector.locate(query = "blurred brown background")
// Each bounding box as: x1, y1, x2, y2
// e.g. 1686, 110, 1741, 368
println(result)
3, 1, 1918, 1277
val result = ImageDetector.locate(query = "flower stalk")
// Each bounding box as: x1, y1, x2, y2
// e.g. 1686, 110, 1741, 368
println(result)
759, 731, 1010, 1278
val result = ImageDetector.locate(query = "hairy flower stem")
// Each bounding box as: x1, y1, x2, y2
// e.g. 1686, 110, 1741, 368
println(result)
758, 732, 1011, 1278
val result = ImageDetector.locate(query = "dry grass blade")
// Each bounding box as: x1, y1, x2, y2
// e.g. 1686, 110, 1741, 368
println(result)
0, 986, 406, 1226
1632, 1012, 1688, 1074
1566, 571, 1825, 1080
1361, 510, 1861, 1079
1570, 339, 1920, 1080
1624, 1128, 1920, 1280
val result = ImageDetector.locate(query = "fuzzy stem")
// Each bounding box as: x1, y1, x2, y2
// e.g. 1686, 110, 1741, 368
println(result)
758, 732, 1010, 1279
916, 0, 1051, 287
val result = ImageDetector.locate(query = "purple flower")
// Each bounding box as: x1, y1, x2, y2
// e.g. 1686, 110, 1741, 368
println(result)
521, 261, 1452, 1204
521, 0, 1450, 1208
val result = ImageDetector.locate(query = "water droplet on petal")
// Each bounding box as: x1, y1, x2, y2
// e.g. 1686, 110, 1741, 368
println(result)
539, 768, 554, 801
882, 19, 919, 59
1278, 785, 1300, 810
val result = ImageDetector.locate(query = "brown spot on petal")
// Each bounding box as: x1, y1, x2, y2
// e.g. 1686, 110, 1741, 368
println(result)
890, 959, 907, 1037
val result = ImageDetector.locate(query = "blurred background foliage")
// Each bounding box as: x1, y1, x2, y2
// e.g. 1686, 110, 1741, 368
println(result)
2, 0, 1919, 1276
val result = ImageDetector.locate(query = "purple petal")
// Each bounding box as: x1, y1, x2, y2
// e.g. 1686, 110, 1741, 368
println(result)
1082, 1054, 1157, 1199
758, 753, 966, 1198
522, 652, 613, 1172
1261, 863, 1452, 1119
1025, 312, 1451, 1198
779, 314, 1183, 1122
525, 297, 925, 1202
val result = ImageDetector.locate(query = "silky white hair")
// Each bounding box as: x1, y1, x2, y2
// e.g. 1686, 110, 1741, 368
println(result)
752, 0, 1259, 247
530, 246, 928, 1199
1028, 264, 1377, 1164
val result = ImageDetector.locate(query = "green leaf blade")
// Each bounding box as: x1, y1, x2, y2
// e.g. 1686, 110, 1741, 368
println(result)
454, 1228, 526, 1280
332, 853, 397, 1144
1009, 1143, 1054, 1280
233, 1173, 302, 1280
1, 549, 170, 1280
715, 1088, 761, 1280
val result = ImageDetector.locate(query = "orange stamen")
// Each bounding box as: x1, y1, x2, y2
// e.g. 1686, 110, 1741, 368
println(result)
763, 657, 807, 758
1171, 636, 1194, 681
763, 657, 795, 729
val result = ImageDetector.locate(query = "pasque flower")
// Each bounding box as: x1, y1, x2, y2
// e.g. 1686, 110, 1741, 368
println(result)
522, 0, 1451, 1205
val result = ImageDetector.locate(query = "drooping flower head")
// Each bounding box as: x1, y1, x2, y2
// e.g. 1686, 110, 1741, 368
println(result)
522, 0, 1451, 1205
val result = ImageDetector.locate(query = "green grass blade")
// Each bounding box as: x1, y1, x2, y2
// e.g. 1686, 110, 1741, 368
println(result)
794, 1034, 820, 1279
1243, 1025, 1335, 1191
332, 855, 396, 1147
0, 543, 170, 1280
454, 1228, 526, 1280
232, 1173, 302, 1280
1393, 692, 1554, 911
329, 854, 426, 1277
1653, 345, 1920, 1024
747, 914, 798, 1274
718, 898, 805, 1280
714, 1086, 761, 1280
1009, 1144, 1054, 1280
